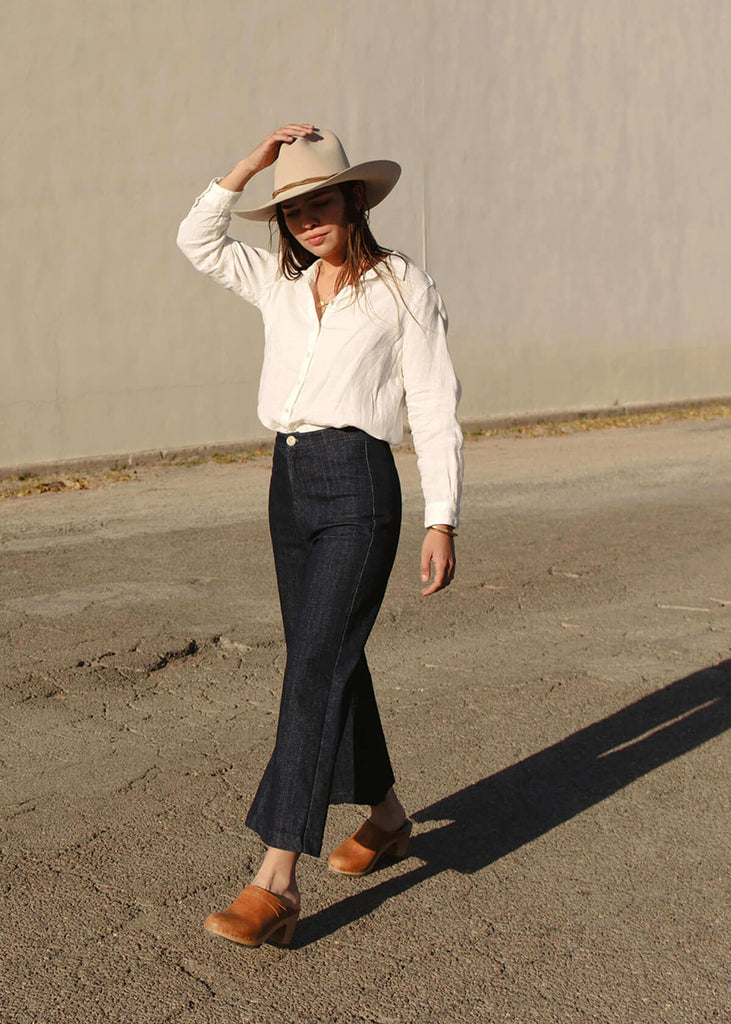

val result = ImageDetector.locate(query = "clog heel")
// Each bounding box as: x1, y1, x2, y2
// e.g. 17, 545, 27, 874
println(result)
203, 885, 299, 947
328, 818, 413, 876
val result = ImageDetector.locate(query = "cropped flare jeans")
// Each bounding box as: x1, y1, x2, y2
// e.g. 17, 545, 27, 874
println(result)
245, 427, 402, 857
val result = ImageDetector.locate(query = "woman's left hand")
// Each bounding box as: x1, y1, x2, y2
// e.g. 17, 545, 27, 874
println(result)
420, 529, 456, 596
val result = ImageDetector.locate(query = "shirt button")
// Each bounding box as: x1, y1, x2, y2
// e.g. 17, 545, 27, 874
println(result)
286, 435, 297, 446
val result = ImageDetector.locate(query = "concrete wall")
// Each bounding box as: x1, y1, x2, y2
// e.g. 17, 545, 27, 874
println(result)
2, 1, 731, 469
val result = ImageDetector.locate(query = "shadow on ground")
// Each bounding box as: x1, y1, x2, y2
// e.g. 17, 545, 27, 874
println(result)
294, 660, 730, 947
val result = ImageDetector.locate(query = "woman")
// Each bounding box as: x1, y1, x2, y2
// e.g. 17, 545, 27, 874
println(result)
177, 124, 462, 947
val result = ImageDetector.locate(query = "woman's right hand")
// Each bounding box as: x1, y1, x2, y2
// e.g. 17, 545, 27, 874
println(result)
219, 124, 314, 192
245, 124, 315, 174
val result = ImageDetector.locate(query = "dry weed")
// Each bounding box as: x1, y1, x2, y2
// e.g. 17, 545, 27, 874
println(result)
2, 406, 728, 500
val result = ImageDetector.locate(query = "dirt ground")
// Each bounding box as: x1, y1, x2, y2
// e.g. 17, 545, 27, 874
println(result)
1, 418, 729, 1024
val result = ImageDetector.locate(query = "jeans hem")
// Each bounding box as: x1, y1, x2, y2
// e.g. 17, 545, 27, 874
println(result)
246, 819, 323, 858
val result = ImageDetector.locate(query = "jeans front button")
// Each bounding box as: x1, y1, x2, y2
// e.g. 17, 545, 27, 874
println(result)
286, 435, 297, 446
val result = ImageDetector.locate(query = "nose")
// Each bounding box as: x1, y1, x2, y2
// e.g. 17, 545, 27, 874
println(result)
302, 210, 320, 229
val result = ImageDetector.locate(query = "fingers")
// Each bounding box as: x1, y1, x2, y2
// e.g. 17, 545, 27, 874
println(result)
420, 570, 445, 597
420, 544, 432, 584
420, 535, 456, 597
422, 558, 455, 596
244, 125, 315, 176
272, 123, 315, 143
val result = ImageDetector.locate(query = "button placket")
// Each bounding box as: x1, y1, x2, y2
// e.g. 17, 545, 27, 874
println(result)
280, 324, 320, 422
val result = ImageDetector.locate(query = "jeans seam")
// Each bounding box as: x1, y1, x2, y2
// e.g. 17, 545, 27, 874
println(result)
302, 436, 377, 844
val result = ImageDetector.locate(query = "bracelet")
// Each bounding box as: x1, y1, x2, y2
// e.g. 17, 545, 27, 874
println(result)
427, 524, 458, 538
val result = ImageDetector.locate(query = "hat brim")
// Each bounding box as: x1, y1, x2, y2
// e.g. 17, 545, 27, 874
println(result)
233, 159, 401, 222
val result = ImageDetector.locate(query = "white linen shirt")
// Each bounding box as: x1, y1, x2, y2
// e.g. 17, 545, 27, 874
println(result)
177, 179, 463, 527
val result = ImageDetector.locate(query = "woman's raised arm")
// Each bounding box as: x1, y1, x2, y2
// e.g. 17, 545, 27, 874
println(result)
218, 124, 315, 193
175, 126, 313, 304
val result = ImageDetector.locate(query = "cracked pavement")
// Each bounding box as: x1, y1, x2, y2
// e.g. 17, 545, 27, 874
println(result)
0, 420, 729, 1023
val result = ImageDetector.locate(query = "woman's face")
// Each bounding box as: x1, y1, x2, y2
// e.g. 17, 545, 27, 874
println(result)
280, 186, 349, 264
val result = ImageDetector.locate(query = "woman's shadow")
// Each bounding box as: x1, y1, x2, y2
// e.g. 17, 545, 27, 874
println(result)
295, 659, 730, 946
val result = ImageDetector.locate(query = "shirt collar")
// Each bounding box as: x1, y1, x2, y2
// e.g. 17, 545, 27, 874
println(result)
303, 260, 321, 285
365, 253, 408, 281
302, 252, 407, 286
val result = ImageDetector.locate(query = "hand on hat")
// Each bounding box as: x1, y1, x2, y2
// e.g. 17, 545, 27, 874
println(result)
246, 125, 315, 173
220, 125, 315, 193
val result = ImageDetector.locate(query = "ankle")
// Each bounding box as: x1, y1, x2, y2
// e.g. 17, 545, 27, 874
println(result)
252, 849, 300, 909
369, 788, 407, 832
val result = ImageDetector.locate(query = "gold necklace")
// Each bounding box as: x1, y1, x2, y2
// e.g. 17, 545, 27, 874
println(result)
316, 267, 338, 309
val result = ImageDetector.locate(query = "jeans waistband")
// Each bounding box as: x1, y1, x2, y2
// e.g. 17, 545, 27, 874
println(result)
275, 427, 385, 450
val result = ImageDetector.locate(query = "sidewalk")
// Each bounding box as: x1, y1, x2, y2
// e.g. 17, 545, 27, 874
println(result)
1, 419, 729, 1024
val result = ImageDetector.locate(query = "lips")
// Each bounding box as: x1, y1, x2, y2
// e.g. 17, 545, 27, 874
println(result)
306, 233, 327, 245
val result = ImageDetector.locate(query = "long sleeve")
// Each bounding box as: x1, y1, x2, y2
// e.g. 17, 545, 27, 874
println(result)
177, 188, 462, 525
401, 282, 463, 528
176, 180, 279, 308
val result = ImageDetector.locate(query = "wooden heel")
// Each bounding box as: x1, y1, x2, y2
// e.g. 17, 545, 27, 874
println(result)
270, 914, 298, 946
391, 819, 413, 859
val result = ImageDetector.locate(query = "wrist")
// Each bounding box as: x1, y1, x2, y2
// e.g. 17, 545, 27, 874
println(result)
237, 157, 258, 181
427, 524, 457, 538
219, 160, 257, 193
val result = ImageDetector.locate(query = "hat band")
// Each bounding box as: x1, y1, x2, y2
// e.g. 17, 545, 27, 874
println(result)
271, 174, 336, 199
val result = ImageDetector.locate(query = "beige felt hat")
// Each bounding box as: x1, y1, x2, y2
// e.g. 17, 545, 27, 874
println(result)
234, 129, 401, 222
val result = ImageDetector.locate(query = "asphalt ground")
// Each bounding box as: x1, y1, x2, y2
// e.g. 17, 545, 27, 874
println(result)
1, 419, 729, 1024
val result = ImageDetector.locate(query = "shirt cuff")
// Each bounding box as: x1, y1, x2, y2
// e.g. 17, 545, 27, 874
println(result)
424, 503, 459, 529
191, 178, 244, 213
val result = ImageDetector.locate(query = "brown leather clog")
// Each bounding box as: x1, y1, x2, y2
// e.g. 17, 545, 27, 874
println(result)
203, 885, 299, 947
328, 818, 413, 876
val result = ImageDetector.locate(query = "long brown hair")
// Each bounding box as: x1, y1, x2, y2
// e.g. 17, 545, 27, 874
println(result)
273, 181, 396, 298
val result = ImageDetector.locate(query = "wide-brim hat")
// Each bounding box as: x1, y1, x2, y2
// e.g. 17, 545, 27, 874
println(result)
234, 129, 401, 222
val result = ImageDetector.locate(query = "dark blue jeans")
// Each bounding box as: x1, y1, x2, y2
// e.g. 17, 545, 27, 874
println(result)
245, 428, 402, 857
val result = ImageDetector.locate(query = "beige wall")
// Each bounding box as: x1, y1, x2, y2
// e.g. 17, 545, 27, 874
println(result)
2, 1, 730, 469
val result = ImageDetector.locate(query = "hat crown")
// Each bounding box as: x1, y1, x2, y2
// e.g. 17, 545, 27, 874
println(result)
235, 129, 400, 220
272, 130, 350, 199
